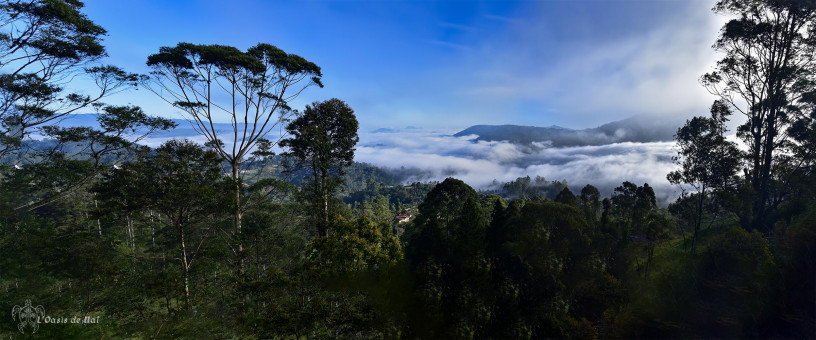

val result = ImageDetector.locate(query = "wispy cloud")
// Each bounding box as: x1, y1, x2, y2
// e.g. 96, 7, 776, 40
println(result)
438, 21, 476, 32
424, 40, 472, 51
482, 13, 517, 24
446, 0, 726, 127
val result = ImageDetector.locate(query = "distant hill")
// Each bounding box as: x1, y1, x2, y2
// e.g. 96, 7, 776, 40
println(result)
371, 126, 421, 134
53, 114, 280, 139
454, 115, 685, 146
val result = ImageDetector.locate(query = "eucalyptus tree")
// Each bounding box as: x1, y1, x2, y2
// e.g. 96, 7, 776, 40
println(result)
579, 184, 601, 222
0, 0, 143, 157
145, 43, 322, 254
280, 98, 358, 237
701, 0, 816, 230
9, 105, 174, 213
0, 0, 174, 216
611, 181, 657, 236
404, 178, 491, 338
95, 139, 227, 305
667, 101, 741, 255
554, 186, 578, 205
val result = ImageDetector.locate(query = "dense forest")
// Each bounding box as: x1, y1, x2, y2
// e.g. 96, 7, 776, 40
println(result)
1, 0, 815, 338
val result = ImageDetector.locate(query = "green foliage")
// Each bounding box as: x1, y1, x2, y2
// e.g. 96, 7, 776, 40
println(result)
0, 0, 147, 158
281, 98, 359, 236
770, 203, 816, 337
346, 181, 435, 211
479, 193, 506, 219
308, 216, 402, 276
353, 194, 393, 224
93, 139, 227, 242
609, 181, 658, 239
145, 41, 322, 170
403, 178, 492, 338
554, 186, 578, 205
3, 1, 816, 337
579, 184, 601, 222
487, 201, 622, 338
0, 0, 174, 224
702, 0, 816, 231
145, 41, 323, 266
492, 175, 568, 200
668, 101, 741, 254
612, 226, 779, 338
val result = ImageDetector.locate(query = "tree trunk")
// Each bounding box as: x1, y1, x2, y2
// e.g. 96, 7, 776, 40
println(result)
691, 187, 705, 256
752, 16, 795, 233
232, 162, 244, 271
312, 162, 325, 237
94, 199, 102, 237
232, 163, 242, 233
149, 210, 156, 249
754, 114, 776, 232
127, 214, 135, 252
180, 225, 191, 306
321, 169, 329, 237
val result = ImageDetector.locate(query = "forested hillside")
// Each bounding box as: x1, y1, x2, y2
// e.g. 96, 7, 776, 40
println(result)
1, 0, 814, 338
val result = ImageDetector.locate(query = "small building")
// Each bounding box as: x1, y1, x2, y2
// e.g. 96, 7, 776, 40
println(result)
395, 209, 413, 223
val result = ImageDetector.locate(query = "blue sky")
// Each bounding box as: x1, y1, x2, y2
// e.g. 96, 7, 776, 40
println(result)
82, 0, 723, 131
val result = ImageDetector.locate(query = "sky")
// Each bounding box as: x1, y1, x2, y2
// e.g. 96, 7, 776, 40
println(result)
74, 0, 733, 198
82, 0, 724, 131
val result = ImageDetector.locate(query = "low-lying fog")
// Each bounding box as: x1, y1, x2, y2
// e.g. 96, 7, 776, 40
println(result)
356, 128, 681, 204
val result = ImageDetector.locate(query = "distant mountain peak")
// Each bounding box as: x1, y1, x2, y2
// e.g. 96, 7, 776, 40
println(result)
454, 115, 684, 147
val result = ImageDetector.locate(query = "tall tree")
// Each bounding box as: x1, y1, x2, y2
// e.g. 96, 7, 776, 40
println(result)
6, 105, 174, 213
145, 42, 322, 254
668, 101, 742, 255
95, 139, 227, 305
0, 0, 143, 157
701, 0, 816, 230
0, 0, 174, 216
404, 178, 491, 338
579, 184, 601, 222
555, 186, 578, 205
280, 98, 359, 237
611, 181, 657, 237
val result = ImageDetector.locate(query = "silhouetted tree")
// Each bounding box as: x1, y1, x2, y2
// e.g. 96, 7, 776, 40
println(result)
280, 98, 359, 237
579, 184, 602, 222
668, 101, 741, 254
404, 178, 491, 338
611, 182, 657, 237
701, 0, 816, 231
0, 0, 142, 157
555, 187, 578, 205
145, 42, 322, 256
0, 0, 174, 215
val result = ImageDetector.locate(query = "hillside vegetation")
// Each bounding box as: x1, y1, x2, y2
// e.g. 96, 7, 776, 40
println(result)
1, 0, 815, 338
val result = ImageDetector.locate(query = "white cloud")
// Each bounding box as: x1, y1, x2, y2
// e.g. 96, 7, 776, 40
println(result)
452, 0, 727, 127
356, 129, 681, 202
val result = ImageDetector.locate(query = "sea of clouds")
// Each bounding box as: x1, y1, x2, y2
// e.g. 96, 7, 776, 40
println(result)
139, 125, 684, 203
45, 114, 684, 203
356, 128, 681, 203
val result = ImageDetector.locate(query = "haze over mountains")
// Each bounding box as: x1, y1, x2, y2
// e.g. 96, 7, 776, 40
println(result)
58, 113, 686, 147
50, 114, 684, 202
358, 114, 686, 203
51, 114, 270, 141
453, 114, 685, 146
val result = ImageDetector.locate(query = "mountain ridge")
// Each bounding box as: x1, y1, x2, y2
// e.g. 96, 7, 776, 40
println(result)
454, 114, 685, 146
